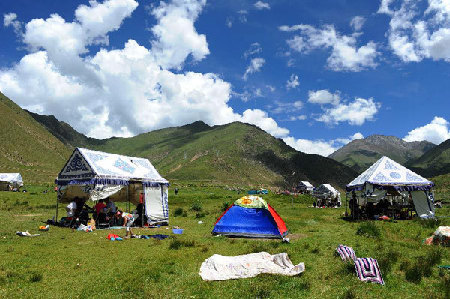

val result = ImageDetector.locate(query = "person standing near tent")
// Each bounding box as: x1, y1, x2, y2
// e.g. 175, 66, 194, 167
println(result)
118, 210, 137, 238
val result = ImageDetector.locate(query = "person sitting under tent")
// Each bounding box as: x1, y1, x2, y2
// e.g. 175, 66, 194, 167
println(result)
106, 198, 116, 215
94, 199, 107, 224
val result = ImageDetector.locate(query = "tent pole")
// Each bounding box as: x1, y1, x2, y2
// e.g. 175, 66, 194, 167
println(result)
127, 185, 130, 213
345, 193, 348, 217
55, 196, 59, 222
142, 184, 145, 227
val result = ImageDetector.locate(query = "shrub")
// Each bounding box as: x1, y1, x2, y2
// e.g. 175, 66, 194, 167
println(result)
190, 201, 202, 212
377, 249, 400, 275
414, 218, 441, 229
341, 289, 355, 299
221, 201, 231, 212
195, 212, 206, 218
173, 207, 184, 217
356, 222, 381, 238
29, 272, 43, 283
405, 263, 422, 283
169, 239, 196, 250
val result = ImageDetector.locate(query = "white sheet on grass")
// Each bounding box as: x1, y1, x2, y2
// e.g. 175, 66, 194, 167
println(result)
199, 252, 304, 281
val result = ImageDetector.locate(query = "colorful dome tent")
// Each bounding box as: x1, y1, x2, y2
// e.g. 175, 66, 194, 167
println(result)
0, 173, 23, 191
212, 196, 288, 238
56, 148, 169, 224
346, 156, 435, 219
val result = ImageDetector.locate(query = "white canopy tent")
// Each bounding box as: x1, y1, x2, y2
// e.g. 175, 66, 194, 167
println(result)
0, 173, 23, 190
346, 156, 435, 219
297, 181, 314, 193
313, 184, 341, 206
56, 148, 169, 224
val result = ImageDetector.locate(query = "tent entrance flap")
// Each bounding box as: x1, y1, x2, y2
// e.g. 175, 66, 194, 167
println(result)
411, 191, 435, 218
144, 185, 169, 223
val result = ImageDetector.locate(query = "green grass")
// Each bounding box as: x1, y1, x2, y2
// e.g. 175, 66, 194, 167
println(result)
0, 185, 449, 298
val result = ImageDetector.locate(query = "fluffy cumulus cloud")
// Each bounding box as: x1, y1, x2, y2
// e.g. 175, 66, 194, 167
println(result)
280, 24, 379, 71
286, 74, 299, 89
254, 1, 270, 10
243, 57, 265, 80
317, 97, 380, 126
308, 89, 340, 105
283, 132, 364, 156
379, 0, 450, 62
404, 116, 450, 144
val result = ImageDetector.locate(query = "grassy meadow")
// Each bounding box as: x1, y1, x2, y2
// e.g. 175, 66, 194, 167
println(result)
0, 184, 449, 299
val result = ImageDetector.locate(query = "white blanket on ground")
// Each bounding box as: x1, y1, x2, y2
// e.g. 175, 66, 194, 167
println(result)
199, 252, 305, 281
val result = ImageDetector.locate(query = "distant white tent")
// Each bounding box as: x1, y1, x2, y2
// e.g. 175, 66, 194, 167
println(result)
0, 173, 23, 190
313, 184, 341, 206
346, 156, 435, 218
297, 181, 314, 193
56, 148, 169, 224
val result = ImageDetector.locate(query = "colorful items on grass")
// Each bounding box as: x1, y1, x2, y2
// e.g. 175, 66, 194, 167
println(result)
336, 244, 384, 285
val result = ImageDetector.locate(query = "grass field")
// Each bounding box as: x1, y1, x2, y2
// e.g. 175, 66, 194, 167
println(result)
0, 185, 449, 298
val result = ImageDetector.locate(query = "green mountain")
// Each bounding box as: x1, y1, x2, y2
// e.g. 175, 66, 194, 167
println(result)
0, 92, 70, 183
329, 135, 435, 173
27, 109, 357, 188
407, 139, 450, 177
26, 110, 103, 149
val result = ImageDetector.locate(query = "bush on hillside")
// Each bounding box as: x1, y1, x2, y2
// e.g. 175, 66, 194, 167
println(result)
356, 222, 381, 238
190, 201, 202, 212
173, 207, 184, 217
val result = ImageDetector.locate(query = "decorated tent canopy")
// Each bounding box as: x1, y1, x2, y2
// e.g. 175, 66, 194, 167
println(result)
56, 148, 169, 224
346, 156, 435, 218
346, 156, 434, 192
212, 196, 288, 239
297, 181, 314, 193
0, 173, 23, 190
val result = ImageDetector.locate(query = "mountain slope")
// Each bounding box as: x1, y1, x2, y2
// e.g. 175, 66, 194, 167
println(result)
91, 121, 358, 188
28, 109, 358, 188
0, 92, 70, 183
26, 110, 104, 149
329, 135, 435, 173
407, 139, 450, 177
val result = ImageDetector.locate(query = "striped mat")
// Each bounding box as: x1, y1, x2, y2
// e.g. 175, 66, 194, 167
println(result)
354, 257, 384, 285
336, 244, 356, 262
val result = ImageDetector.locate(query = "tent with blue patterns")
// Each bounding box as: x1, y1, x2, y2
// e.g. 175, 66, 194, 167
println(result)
346, 156, 435, 218
212, 196, 288, 239
56, 148, 169, 224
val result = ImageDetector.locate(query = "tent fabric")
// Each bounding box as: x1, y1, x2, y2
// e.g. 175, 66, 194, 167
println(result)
0, 173, 23, 186
212, 196, 287, 238
313, 184, 340, 201
56, 148, 168, 185
199, 252, 305, 281
144, 186, 169, 223
347, 156, 433, 191
411, 191, 435, 218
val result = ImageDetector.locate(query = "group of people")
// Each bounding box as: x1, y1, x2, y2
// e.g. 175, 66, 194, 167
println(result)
65, 197, 145, 237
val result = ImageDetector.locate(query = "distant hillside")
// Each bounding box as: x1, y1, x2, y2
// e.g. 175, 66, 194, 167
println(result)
91, 121, 358, 188
329, 135, 435, 173
29, 109, 357, 188
26, 110, 105, 149
407, 139, 450, 177
0, 92, 70, 183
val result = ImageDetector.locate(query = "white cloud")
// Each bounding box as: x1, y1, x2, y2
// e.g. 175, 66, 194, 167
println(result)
281, 24, 379, 71
243, 57, 265, 80
226, 16, 233, 28
404, 116, 450, 144
244, 42, 262, 58
254, 1, 270, 10
379, 0, 450, 62
316, 97, 380, 126
3, 12, 22, 35
238, 10, 248, 23
150, 0, 209, 69
241, 109, 289, 137
350, 16, 366, 31
308, 89, 340, 105
288, 115, 307, 121
286, 74, 299, 89
283, 132, 363, 156
269, 100, 303, 114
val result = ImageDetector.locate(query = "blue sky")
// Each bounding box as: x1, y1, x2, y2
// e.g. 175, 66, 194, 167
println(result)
0, 0, 449, 156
